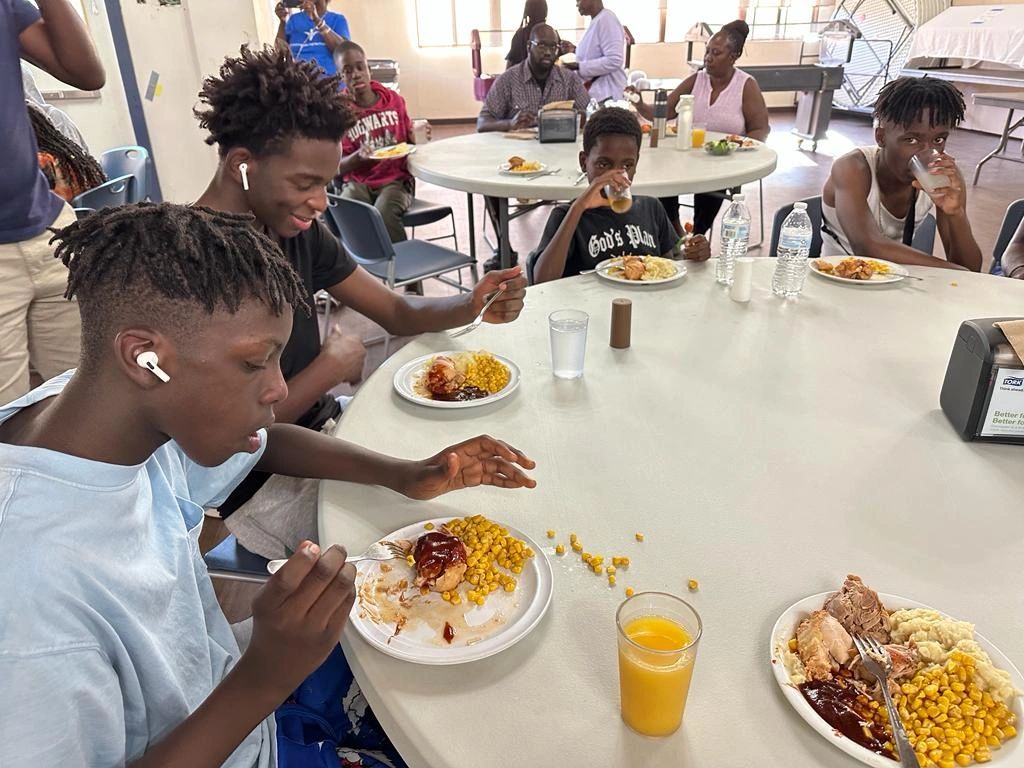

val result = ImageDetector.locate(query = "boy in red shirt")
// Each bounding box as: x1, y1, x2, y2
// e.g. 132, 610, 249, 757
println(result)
336, 41, 417, 243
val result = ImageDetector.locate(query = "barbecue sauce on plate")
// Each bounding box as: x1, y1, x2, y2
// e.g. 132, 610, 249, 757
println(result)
800, 680, 895, 759
432, 386, 490, 402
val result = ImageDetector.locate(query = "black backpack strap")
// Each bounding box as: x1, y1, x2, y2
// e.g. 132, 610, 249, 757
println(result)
902, 187, 918, 247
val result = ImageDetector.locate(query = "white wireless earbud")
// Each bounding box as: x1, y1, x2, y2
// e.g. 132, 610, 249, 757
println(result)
136, 351, 171, 383
239, 162, 250, 191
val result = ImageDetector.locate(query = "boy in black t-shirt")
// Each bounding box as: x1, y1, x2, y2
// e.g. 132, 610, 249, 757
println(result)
531, 107, 710, 284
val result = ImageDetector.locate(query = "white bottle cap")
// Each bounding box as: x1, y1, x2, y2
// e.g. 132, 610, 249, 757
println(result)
793, 201, 807, 210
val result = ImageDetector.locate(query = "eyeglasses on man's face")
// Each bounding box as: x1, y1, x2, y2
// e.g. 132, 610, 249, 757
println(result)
530, 42, 559, 53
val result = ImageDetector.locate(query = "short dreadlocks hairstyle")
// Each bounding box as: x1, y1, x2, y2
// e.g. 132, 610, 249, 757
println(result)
28, 104, 106, 193
194, 46, 353, 158
873, 77, 965, 130
51, 203, 308, 370
583, 106, 642, 155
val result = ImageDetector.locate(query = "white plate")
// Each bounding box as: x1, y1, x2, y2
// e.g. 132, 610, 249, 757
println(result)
393, 352, 521, 409
770, 591, 1024, 768
594, 257, 688, 286
810, 256, 909, 285
371, 144, 416, 160
350, 518, 553, 665
498, 161, 547, 175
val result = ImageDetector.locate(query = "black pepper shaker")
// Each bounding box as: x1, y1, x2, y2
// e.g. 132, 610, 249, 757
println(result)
610, 298, 632, 349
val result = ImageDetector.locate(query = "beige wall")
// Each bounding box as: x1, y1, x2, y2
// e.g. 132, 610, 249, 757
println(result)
330, 0, 804, 118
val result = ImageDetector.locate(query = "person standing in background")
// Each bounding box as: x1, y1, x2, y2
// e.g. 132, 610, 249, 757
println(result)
275, 0, 349, 76
1, 0, 104, 406
563, 0, 625, 103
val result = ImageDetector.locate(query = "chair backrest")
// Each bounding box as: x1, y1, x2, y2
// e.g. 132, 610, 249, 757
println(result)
623, 26, 635, 69
770, 196, 936, 259
100, 146, 150, 203
71, 174, 135, 211
993, 198, 1024, 273
471, 29, 483, 77
769, 196, 824, 258
325, 195, 396, 268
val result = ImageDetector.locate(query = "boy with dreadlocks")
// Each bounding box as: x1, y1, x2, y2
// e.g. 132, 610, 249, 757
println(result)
193, 47, 528, 559
822, 76, 982, 271
28, 102, 106, 202
0, 202, 535, 766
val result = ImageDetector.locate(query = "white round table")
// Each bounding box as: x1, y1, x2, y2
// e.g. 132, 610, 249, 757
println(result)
409, 131, 777, 268
320, 261, 1024, 768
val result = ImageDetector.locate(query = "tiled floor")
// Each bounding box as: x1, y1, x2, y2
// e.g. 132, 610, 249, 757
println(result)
202, 107, 1024, 617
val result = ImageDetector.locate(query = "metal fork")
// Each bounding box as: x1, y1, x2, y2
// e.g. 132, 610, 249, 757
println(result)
447, 286, 506, 339
524, 167, 561, 181
266, 539, 408, 576
852, 635, 919, 767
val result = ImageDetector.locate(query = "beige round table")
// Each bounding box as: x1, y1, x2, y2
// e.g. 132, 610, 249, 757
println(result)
320, 261, 1024, 768
408, 131, 778, 268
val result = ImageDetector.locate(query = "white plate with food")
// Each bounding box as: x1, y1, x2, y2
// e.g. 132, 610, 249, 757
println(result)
810, 256, 909, 285
371, 143, 416, 160
724, 134, 758, 151
498, 158, 547, 175
594, 255, 687, 286
770, 579, 1023, 768
350, 516, 554, 665
393, 351, 521, 409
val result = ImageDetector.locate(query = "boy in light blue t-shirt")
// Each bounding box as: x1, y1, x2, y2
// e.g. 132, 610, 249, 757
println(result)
0, 203, 536, 767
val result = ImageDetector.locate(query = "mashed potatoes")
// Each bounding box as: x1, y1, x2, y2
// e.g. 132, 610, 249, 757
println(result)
890, 609, 1020, 704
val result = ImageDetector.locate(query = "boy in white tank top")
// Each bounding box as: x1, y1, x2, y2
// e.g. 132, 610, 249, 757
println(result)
821, 77, 981, 271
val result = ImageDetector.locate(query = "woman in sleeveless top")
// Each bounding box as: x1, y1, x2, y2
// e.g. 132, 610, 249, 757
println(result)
632, 20, 770, 252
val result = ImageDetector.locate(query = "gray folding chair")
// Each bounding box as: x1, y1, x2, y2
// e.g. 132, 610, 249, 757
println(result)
100, 145, 153, 203
71, 174, 135, 211
203, 533, 270, 584
326, 194, 478, 356
991, 198, 1024, 275
402, 198, 458, 249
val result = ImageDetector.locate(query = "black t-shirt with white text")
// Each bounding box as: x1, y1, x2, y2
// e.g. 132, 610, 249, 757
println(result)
534, 196, 678, 279
219, 220, 357, 517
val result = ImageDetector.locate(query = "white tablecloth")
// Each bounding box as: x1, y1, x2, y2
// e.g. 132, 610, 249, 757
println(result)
907, 5, 1024, 70
320, 260, 1024, 768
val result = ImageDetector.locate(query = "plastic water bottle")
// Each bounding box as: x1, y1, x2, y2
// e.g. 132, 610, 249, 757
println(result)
772, 202, 813, 298
716, 193, 750, 286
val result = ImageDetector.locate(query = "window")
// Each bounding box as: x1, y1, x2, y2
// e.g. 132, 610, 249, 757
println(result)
664, 1, 742, 42
606, 0, 662, 44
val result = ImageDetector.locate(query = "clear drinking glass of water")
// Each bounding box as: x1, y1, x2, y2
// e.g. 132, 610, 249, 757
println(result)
549, 309, 589, 379
909, 148, 951, 195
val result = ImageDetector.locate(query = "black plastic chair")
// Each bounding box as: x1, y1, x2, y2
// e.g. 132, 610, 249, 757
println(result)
769, 195, 935, 257
100, 145, 153, 203
326, 194, 477, 356
203, 533, 270, 584
402, 198, 458, 249
71, 174, 135, 211
991, 198, 1024, 276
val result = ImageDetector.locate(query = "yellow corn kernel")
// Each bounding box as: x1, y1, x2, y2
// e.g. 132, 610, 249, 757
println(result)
607, 565, 616, 575
688, 579, 699, 591
406, 554, 415, 566
442, 591, 451, 602
450, 592, 462, 605
555, 544, 565, 555
424, 522, 435, 530
569, 533, 577, 543
620, 557, 630, 567
571, 542, 582, 552
608, 575, 616, 586
504, 582, 514, 592
625, 587, 635, 597
582, 553, 592, 563
635, 532, 644, 542
546, 529, 556, 538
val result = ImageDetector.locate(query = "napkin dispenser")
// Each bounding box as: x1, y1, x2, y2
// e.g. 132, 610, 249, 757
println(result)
539, 109, 578, 143
939, 317, 1024, 444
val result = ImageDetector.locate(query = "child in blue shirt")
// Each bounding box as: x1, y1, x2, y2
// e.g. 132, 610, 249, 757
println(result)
0, 203, 536, 766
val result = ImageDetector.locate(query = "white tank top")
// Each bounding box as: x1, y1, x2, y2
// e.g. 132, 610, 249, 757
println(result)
821, 145, 933, 254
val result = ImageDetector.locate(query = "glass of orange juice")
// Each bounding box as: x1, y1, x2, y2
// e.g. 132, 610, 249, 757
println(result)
691, 124, 706, 149
616, 592, 702, 737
